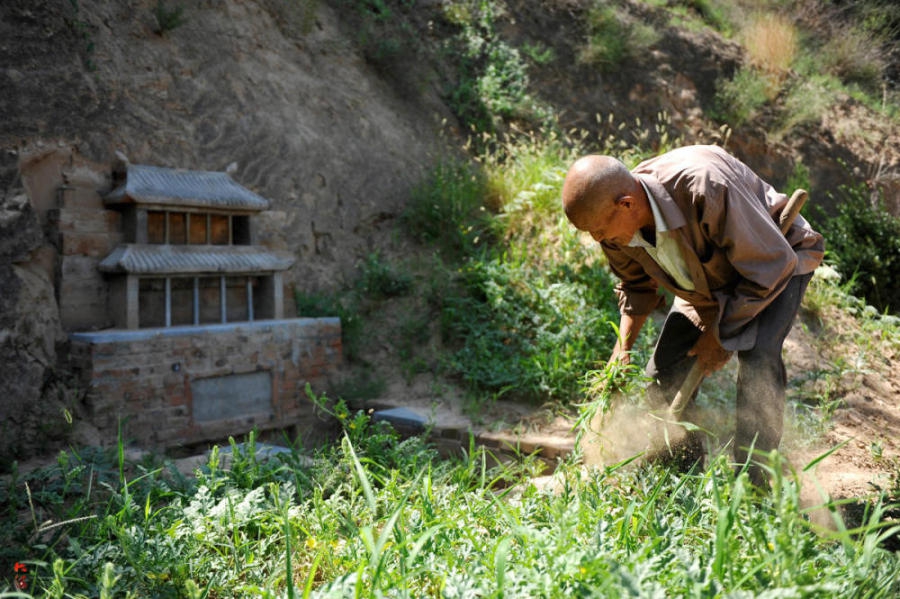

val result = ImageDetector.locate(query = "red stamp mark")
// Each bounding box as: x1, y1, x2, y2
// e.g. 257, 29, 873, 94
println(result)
13, 562, 28, 590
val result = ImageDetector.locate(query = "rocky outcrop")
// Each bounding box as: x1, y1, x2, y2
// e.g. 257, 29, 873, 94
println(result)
0, 179, 69, 463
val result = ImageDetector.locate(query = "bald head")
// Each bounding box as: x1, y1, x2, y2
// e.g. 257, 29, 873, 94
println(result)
561, 155, 635, 230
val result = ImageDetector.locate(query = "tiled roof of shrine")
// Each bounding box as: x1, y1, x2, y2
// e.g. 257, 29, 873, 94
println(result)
99, 244, 293, 275
104, 164, 270, 211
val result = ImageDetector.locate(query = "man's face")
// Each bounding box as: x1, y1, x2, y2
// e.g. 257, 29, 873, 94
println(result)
572, 197, 637, 246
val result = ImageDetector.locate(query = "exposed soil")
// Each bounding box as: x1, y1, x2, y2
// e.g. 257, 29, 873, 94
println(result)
782, 316, 899, 499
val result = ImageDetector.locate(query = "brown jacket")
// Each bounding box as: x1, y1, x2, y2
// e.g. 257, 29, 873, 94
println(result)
602, 145, 825, 351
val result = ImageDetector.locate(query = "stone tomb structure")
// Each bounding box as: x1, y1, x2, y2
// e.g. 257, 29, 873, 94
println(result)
66, 162, 341, 449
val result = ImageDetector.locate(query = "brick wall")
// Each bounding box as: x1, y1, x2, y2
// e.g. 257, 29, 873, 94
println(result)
53, 184, 122, 331
69, 318, 342, 449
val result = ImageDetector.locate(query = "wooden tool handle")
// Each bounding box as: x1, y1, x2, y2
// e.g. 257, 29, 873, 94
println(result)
779, 189, 808, 234
669, 360, 705, 416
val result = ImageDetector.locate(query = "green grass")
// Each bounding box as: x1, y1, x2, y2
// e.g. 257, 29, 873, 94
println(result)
4, 397, 899, 597
711, 65, 771, 127
431, 119, 690, 406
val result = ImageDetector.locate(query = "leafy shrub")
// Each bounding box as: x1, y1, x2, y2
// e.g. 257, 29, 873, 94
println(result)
152, 1, 187, 35
356, 252, 413, 299
578, 3, 660, 70
712, 65, 769, 126
308, 386, 436, 471
785, 159, 811, 197
425, 133, 625, 403
814, 183, 900, 314
408, 123, 687, 405
441, 256, 620, 402
679, 0, 730, 32
441, 1, 553, 135
360, 3, 413, 67
401, 157, 490, 255
296, 289, 365, 362
521, 41, 555, 65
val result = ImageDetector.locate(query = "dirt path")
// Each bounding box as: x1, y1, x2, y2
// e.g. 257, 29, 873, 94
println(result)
781, 310, 900, 503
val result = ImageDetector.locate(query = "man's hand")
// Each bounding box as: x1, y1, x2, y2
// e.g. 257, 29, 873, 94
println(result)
608, 312, 648, 368
687, 329, 732, 375
608, 344, 631, 367
593, 312, 648, 396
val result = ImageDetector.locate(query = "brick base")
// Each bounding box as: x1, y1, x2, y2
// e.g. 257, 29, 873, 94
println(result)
69, 318, 342, 449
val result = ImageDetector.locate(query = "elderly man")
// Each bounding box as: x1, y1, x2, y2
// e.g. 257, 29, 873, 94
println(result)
562, 145, 824, 484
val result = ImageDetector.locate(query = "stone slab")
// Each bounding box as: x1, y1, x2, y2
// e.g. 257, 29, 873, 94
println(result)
372, 407, 428, 432
192, 371, 274, 423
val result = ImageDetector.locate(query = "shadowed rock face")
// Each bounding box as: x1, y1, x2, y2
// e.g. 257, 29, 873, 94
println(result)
0, 189, 67, 465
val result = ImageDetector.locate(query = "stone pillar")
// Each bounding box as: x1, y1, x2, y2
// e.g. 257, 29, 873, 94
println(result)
134, 209, 148, 244
273, 272, 284, 319
125, 275, 139, 329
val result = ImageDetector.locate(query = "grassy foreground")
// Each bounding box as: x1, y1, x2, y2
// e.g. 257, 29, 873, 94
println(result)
2, 407, 899, 598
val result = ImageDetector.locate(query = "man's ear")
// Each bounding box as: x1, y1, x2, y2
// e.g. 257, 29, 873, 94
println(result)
615, 194, 634, 209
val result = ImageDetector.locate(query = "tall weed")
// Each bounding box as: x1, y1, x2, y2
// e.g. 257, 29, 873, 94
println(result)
741, 12, 796, 95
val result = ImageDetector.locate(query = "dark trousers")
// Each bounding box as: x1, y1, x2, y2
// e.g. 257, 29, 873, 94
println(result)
644, 273, 813, 480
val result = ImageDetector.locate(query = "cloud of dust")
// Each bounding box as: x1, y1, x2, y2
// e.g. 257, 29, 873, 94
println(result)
579, 396, 691, 467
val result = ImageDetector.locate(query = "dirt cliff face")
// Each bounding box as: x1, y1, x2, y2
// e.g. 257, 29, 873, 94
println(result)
2, 0, 451, 283
0, 0, 453, 463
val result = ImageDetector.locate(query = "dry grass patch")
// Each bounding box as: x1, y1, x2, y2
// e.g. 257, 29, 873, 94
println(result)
741, 12, 797, 99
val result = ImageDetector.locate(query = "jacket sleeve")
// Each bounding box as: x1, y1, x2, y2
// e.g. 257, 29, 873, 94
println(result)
701, 180, 797, 345
601, 242, 663, 316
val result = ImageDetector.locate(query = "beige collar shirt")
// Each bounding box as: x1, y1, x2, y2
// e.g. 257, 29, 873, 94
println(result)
629, 182, 696, 292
